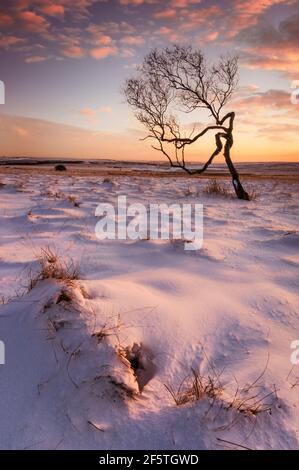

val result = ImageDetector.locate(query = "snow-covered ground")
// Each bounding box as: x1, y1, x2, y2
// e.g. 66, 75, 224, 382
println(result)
0, 171, 299, 450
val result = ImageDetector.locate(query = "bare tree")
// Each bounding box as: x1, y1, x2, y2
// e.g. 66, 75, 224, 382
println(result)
124, 45, 249, 200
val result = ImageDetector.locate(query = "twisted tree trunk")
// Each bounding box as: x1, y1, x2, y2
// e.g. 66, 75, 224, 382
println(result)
222, 113, 249, 201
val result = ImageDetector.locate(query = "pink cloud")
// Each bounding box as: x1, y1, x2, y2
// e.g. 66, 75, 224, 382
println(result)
90, 46, 118, 59
93, 34, 113, 46
233, 89, 295, 113
206, 31, 219, 42
157, 26, 179, 42
180, 6, 222, 31
19, 10, 49, 33
119, 0, 154, 4
14, 126, 28, 137
0, 35, 24, 48
120, 35, 144, 45
62, 45, 85, 58
171, 0, 202, 6
238, 12, 299, 76
154, 8, 176, 19
40, 4, 65, 17
244, 49, 299, 74
79, 107, 96, 116
228, 0, 295, 37
0, 12, 14, 26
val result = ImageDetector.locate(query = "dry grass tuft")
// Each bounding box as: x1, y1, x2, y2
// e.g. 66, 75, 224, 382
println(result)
92, 314, 122, 344
224, 383, 277, 416
203, 179, 231, 197
165, 355, 277, 418
79, 285, 91, 299
67, 195, 80, 207
165, 367, 223, 406
246, 188, 257, 201
0, 293, 11, 305
56, 289, 73, 304
28, 246, 79, 290
184, 185, 196, 197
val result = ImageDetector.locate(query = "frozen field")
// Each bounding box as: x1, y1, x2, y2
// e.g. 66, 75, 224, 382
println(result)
0, 170, 299, 450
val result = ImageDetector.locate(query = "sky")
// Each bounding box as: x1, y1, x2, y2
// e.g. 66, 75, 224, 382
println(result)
0, 0, 298, 162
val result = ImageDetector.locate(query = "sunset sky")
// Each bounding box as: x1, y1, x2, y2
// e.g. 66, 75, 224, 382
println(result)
0, 0, 298, 162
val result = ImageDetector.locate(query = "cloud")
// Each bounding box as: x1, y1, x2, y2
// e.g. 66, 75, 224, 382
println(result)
120, 35, 144, 45
258, 122, 299, 138
87, 21, 135, 36
40, 4, 65, 17
62, 45, 85, 58
94, 34, 113, 45
238, 11, 299, 76
243, 51, 299, 75
90, 46, 118, 59
79, 106, 104, 125
206, 31, 219, 41
79, 105, 112, 125
0, 35, 24, 48
119, 0, 156, 5
0, 113, 155, 159
156, 26, 179, 42
100, 106, 112, 114
179, 6, 222, 32
226, 0, 295, 37
79, 107, 97, 116
233, 89, 297, 113
170, 0, 202, 6
231, 88, 299, 145
13, 125, 28, 137
154, 8, 176, 19
0, 12, 14, 26
18, 10, 50, 33
120, 47, 135, 58
25, 55, 49, 63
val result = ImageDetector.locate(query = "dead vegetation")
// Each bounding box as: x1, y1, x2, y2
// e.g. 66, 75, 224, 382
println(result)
108, 376, 137, 399
246, 187, 258, 201
165, 367, 223, 406
165, 356, 277, 419
184, 185, 196, 197
67, 195, 80, 207
286, 365, 299, 389
39, 189, 81, 207
0, 293, 11, 305
27, 246, 79, 291
15, 182, 25, 192
203, 179, 232, 197
91, 314, 123, 344
56, 289, 74, 304
224, 382, 277, 416
203, 179, 257, 200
